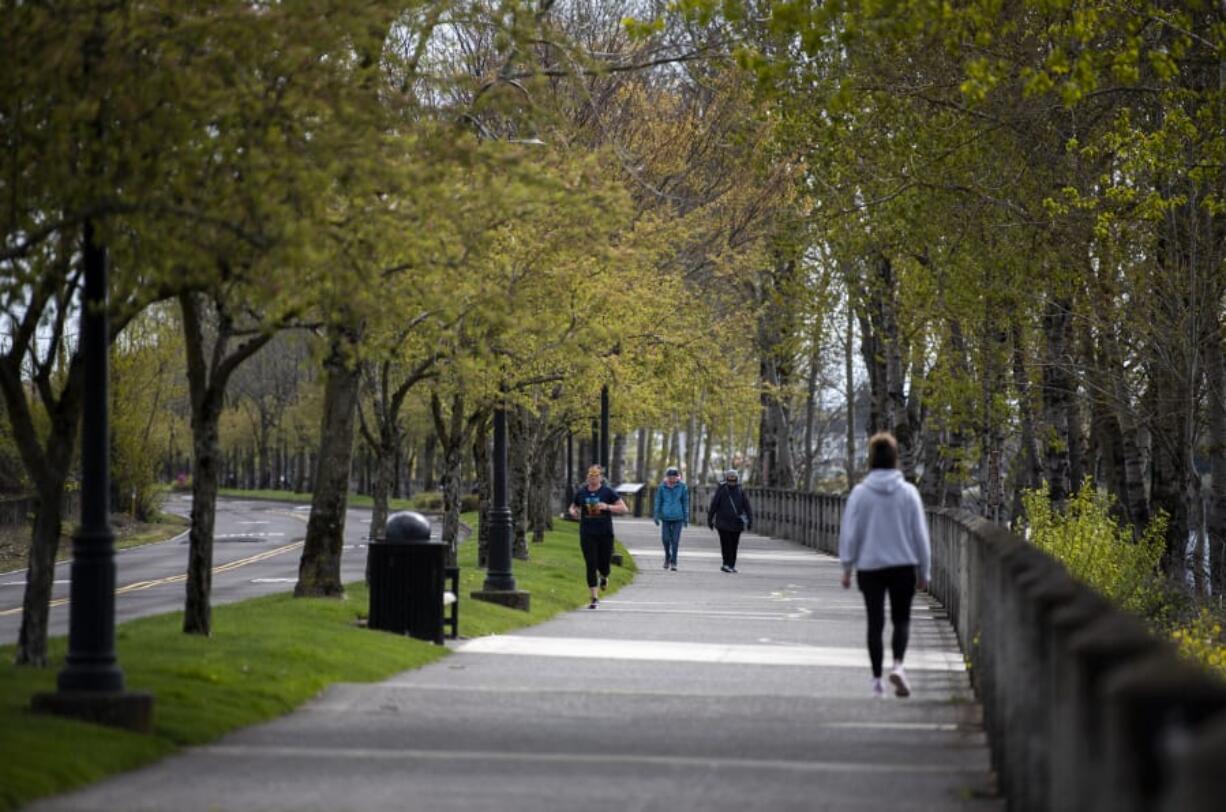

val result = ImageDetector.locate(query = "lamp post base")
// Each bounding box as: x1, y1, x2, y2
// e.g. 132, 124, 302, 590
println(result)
470, 589, 531, 612
31, 690, 154, 734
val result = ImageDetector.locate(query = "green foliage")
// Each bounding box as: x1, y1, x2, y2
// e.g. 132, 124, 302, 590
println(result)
407, 491, 479, 513
1170, 608, 1226, 679
1023, 479, 1166, 616
1022, 480, 1226, 677
111, 305, 184, 521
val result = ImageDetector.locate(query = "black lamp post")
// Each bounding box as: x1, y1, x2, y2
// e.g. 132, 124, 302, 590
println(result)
470, 400, 530, 611
599, 385, 610, 472
590, 418, 599, 466
32, 222, 153, 731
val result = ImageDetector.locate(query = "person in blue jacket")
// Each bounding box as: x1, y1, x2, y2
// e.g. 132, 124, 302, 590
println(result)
653, 466, 689, 571
839, 432, 931, 698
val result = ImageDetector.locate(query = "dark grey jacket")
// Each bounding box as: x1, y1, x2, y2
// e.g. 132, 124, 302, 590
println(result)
707, 484, 752, 532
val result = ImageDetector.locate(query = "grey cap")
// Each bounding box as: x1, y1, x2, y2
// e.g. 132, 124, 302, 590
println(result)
724, 469, 739, 481
665, 467, 680, 476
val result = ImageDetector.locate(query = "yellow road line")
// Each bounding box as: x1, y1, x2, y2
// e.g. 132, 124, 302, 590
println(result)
0, 540, 304, 617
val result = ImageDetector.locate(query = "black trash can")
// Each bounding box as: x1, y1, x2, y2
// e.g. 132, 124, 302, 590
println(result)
367, 511, 447, 644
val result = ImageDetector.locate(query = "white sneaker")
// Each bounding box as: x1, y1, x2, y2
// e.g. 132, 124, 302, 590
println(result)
889, 665, 911, 698
871, 678, 884, 698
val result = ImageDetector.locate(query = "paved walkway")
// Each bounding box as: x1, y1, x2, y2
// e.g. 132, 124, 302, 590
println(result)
28, 518, 999, 811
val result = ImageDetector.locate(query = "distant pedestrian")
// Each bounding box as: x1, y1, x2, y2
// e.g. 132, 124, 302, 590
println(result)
838, 432, 931, 698
707, 469, 752, 572
653, 466, 689, 571
568, 465, 627, 609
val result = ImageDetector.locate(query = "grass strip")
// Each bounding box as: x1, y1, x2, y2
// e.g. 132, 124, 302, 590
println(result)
0, 510, 635, 811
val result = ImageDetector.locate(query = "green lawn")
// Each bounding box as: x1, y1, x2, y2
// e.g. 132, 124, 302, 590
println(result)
0, 508, 635, 811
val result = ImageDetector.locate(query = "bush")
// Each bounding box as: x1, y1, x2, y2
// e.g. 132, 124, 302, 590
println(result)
408, 492, 443, 510
1023, 480, 1226, 676
1170, 608, 1226, 678
407, 492, 478, 513
1022, 480, 1166, 617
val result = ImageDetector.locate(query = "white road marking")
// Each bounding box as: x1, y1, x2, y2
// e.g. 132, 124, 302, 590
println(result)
250, 578, 297, 584
456, 635, 966, 672
237, 521, 270, 525
197, 744, 982, 774
1, 579, 70, 587
626, 548, 824, 562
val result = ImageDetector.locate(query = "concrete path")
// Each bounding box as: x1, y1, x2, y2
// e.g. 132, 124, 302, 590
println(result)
27, 518, 999, 812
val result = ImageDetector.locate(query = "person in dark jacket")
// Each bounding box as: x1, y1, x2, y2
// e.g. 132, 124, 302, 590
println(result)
707, 469, 752, 572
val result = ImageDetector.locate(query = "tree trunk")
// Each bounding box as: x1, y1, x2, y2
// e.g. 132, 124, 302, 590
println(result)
611, 432, 627, 486
184, 411, 221, 634
439, 441, 463, 568
758, 354, 797, 489
473, 417, 490, 568
1206, 311, 1226, 596
845, 299, 857, 488
0, 315, 83, 664
635, 427, 647, 482
1010, 319, 1042, 520
701, 420, 714, 484
510, 406, 530, 560
803, 343, 819, 491
15, 484, 66, 666
431, 392, 473, 568
641, 427, 654, 483
295, 323, 363, 598
368, 435, 395, 542
422, 433, 437, 491
1041, 297, 1074, 505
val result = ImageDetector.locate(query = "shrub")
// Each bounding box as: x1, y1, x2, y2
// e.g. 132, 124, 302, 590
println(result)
1170, 607, 1226, 677
1022, 479, 1166, 617
1023, 480, 1226, 676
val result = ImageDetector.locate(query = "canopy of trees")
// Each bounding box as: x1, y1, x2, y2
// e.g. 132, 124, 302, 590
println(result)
2, 0, 1222, 664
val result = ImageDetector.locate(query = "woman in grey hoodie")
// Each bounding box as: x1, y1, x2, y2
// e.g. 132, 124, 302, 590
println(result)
838, 432, 931, 698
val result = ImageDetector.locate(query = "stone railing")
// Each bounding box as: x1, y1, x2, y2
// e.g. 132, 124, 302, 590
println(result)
653, 484, 1226, 812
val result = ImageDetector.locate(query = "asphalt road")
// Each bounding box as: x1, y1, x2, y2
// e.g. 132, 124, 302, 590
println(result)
26, 516, 1001, 812
0, 495, 413, 645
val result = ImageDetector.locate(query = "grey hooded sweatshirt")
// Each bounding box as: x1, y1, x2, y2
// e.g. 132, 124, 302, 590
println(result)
838, 469, 931, 580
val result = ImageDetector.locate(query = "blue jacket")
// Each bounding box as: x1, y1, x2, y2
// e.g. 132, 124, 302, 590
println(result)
653, 481, 689, 523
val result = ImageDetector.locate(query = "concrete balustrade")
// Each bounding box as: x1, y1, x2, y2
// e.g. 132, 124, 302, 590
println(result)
651, 483, 1226, 812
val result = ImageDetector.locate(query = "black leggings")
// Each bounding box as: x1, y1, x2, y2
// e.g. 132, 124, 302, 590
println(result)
856, 565, 917, 678
580, 533, 614, 588
717, 529, 741, 567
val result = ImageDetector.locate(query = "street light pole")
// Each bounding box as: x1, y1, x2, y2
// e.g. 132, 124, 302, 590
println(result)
471, 398, 530, 611
483, 404, 516, 592
600, 385, 610, 473
32, 221, 152, 731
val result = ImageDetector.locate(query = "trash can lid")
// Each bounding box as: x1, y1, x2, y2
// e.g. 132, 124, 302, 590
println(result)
382, 511, 436, 543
